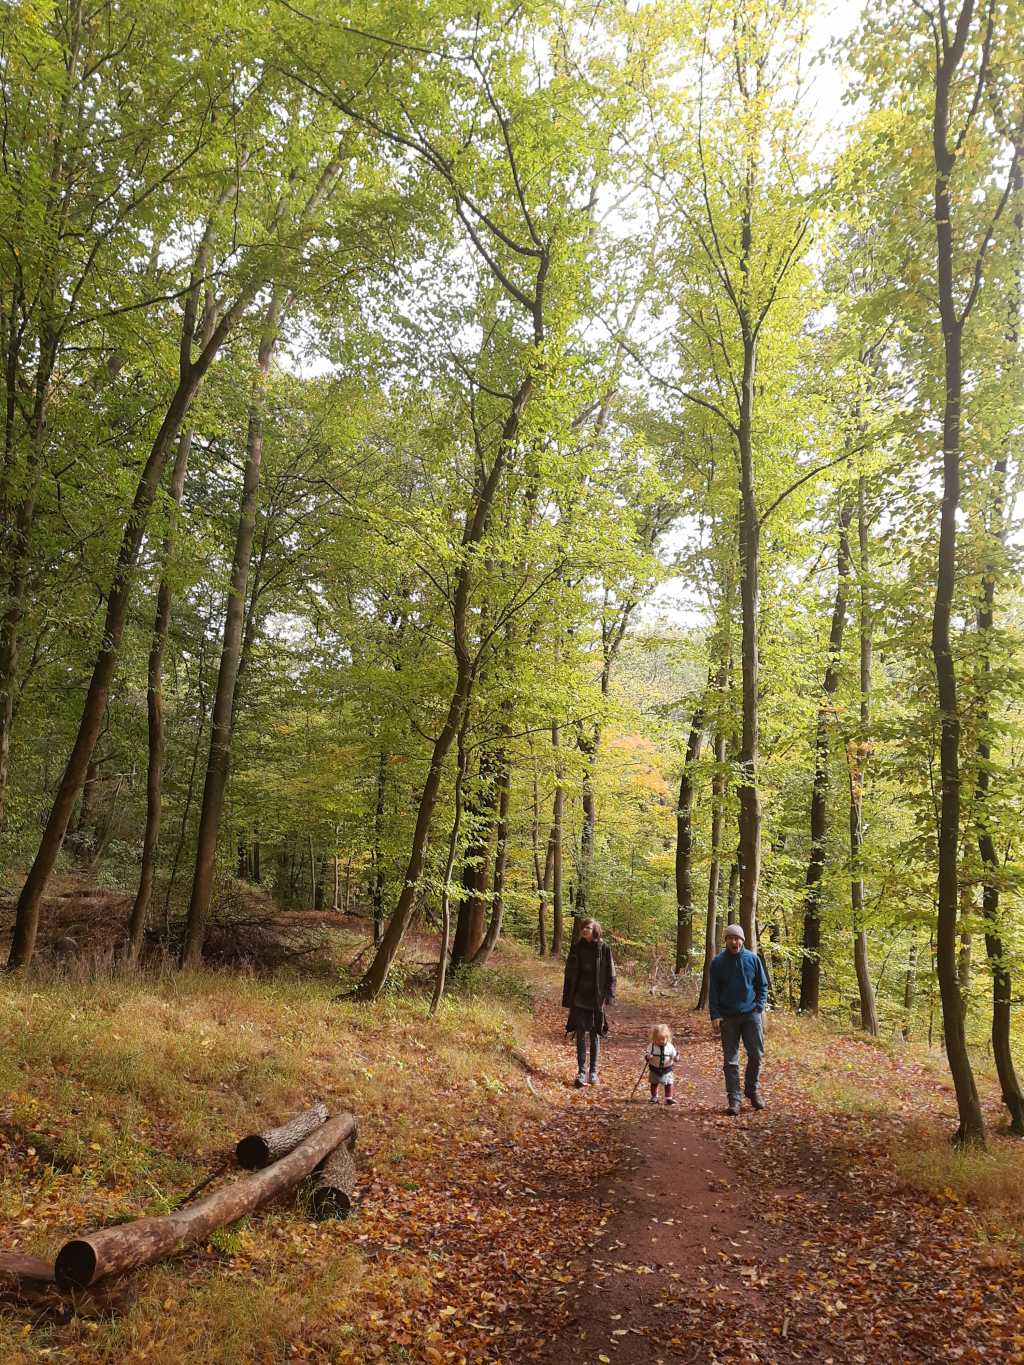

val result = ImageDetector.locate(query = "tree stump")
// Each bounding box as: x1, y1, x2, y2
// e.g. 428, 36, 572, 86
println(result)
236, 1101, 328, 1170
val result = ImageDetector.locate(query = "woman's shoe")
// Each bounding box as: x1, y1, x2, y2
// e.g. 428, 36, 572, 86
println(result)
588, 1072, 600, 1086
574, 1074, 587, 1088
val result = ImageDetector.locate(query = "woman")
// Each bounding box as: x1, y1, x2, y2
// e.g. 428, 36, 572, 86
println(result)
562, 917, 616, 1087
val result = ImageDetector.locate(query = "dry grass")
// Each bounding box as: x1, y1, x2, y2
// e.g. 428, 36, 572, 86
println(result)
889, 1118, 1024, 1241
0, 946, 557, 1363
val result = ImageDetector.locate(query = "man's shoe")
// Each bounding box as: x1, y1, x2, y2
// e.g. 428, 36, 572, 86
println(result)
588, 1073, 600, 1086
747, 1090, 765, 1110
574, 1073, 587, 1088
726, 1099, 741, 1116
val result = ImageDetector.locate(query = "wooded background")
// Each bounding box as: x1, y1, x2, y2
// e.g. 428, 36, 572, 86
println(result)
1, 0, 1022, 1145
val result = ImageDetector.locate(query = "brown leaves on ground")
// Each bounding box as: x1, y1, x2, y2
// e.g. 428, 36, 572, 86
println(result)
2, 952, 1024, 1362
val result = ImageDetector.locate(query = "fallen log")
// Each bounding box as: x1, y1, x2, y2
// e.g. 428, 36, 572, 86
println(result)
236, 1100, 328, 1170
55, 1111, 356, 1289
0, 1252, 54, 1290
309, 1140, 357, 1221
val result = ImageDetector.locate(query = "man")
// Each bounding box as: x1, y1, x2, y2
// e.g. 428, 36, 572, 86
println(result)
708, 923, 768, 1116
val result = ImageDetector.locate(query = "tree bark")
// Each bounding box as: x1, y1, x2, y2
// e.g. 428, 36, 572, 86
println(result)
549, 721, 565, 956
928, 8, 989, 1145
697, 729, 727, 1011
56, 1112, 356, 1288
372, 748, 387, 945
675, 697, 706, 972
974, 163, 1024, 1134
450, 749, 496, 969
849, 477, 879, 1034
125, 425, 197, 960
309, 1141, 357, 1221
431, 719, 469, 1015
472, 747, 511, 966
799, 503, 852, 1013
736, 329, 761, 952
236, 1102, 330, 1170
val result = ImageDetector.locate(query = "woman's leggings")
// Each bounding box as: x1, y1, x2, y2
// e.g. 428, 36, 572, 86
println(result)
575, 1029, 601, 1074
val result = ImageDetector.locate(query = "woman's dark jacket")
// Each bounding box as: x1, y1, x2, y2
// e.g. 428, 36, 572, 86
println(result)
562, 938, 616, 1035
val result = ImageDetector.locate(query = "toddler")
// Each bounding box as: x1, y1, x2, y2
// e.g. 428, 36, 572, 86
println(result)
646, 1023, 678, 1105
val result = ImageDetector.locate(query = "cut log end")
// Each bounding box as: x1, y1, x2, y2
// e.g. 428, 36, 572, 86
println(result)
235, 1101, 329, 1170
235, 1135, 271, 1170
310, 1187, 353, 1221
54, 1239, 98, 1291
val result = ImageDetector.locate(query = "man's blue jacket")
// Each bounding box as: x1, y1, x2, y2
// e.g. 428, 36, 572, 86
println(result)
708, 946, 769, 1020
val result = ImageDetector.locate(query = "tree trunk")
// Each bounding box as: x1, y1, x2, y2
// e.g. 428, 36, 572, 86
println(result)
74, 758, 100, 847
697, 729, 727, 1010
450, 749, 496, 969
532, 766, 549, 956
929, 23, 986, 1146
799, 503, 852, 1013
56, 1112, 356, 1288
549, 720, 565, 956
957, 925, 972, 1015
372, 748, 387, 945
736, 331, 761, 951
162, 611, 213, 933
974, 164, 1024, 1131
675, 698, 706, 972
576, 724, 597, 919
723, 863, 738, 945
472, 749, 511, 966
903, 940, 918, 1039
182, 291, 286, 968
126, 425, 197, 960
430, 717, 469, 1015
850, 476, 879, 1034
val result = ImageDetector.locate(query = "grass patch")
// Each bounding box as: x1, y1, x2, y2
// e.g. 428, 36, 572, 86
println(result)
0, 952, 553, 1363
890, 1119, 1024, 1237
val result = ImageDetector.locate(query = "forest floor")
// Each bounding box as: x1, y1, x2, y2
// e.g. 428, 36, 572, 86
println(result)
533, 991, 1024, 1364
2, 895, 1024, 1362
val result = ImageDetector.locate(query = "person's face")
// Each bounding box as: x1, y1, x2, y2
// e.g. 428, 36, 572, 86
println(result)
580, 922, 594, 941
725, 934, 743, 954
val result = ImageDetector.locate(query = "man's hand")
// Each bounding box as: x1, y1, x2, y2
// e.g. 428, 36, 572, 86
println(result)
711, 1018, 721, 1035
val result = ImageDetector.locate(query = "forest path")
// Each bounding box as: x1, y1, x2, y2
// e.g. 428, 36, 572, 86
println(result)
532, 986, 1024, 1364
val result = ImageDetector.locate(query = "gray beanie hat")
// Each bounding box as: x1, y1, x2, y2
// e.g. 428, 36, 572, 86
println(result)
723, 923, 745, 941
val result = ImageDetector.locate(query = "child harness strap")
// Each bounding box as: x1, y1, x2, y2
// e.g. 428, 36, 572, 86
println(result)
647, 1043, 676, 1076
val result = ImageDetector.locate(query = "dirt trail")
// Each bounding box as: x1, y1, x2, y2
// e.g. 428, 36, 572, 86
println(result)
536, 990, 1024, 1365
538, 998, 781, 1364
